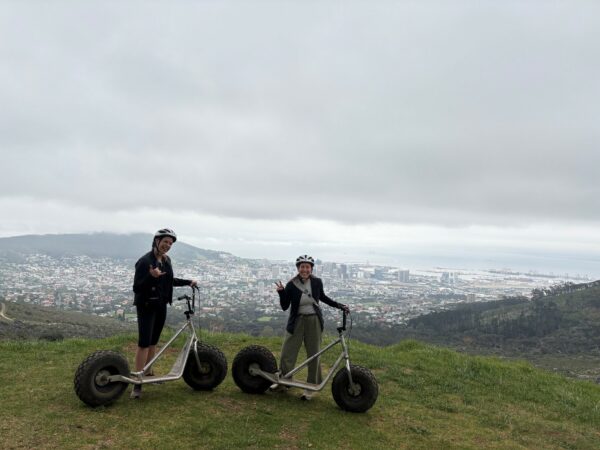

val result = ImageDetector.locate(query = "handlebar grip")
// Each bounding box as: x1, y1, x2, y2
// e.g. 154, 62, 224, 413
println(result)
177, 294, 190, 301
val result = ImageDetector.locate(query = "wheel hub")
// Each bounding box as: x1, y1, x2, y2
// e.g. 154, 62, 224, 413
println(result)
348, 382, 362, 396
94, 369, 111, 387
197, 362, 211, 374
248, 362, 260, 376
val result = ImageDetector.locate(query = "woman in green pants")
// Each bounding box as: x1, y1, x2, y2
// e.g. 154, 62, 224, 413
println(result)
274, 255, 349, 400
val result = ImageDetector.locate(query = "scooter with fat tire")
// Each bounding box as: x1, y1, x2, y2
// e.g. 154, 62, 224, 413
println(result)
74, 286, 227, 407
232, 310, 378, 413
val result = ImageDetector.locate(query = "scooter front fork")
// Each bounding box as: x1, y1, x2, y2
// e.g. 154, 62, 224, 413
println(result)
341, 337, 359, 396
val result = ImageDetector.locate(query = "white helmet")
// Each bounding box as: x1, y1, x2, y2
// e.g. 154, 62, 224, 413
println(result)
154, 228, 177, 242
295, 254, 315, 267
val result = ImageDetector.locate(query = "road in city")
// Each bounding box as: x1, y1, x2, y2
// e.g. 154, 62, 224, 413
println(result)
0, 302, 14, 321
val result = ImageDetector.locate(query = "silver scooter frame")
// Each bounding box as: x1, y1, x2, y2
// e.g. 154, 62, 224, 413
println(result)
249, 312, 360, 395
107, 286, 205, 386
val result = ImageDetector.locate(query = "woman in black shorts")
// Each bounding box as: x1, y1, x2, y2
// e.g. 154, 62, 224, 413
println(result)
131, 228, 197, 398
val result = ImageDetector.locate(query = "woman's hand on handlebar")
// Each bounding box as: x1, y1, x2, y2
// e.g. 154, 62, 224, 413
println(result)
339, 303, 350, 313
190, 280, 198, 287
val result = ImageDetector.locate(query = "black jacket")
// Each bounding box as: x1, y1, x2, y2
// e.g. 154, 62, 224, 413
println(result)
133, 251, 191, 306
278, 275, 342, 333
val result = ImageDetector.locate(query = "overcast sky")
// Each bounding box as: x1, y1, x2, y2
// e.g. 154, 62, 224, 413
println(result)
1, 1, 599, 275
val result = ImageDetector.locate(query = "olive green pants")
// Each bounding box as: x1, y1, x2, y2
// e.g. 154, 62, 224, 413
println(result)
280, 315, 322, 384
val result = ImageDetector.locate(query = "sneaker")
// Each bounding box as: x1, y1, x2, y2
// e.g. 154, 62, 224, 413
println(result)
130, 386, 142, 399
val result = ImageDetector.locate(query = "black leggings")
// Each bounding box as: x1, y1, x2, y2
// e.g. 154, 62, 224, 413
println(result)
136, 302, 167, 348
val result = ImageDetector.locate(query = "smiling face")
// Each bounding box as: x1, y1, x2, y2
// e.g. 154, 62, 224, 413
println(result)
297, 262, 313, 280
155, 237, 174, 256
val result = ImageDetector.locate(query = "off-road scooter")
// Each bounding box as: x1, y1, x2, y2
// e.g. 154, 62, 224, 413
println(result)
232, 310, 378, 412
74, 286, 227, 407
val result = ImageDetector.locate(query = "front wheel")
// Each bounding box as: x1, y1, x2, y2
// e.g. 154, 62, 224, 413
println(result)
74, 350, 130, 407
183, 343, 228, 390
232, 345, 277, 394
331, 365, 378, 413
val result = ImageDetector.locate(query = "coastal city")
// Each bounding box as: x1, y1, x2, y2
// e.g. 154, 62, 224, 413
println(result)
0, 252, 592, 334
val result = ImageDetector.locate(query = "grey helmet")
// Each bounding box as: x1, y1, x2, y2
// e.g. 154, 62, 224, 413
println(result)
154, 228, 177, 243
295, 254, 315, 267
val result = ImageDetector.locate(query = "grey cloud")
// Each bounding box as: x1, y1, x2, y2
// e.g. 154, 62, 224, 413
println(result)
1, 1, 599, 227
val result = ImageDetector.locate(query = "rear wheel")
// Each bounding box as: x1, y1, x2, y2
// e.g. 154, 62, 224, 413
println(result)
183, 343, 228, 390
74, 350, 130, 407
331, 365, 378, 413
232, 345, 277, 394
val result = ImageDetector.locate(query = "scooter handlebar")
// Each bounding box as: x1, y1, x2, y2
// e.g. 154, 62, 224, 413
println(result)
336, 309, 348, 332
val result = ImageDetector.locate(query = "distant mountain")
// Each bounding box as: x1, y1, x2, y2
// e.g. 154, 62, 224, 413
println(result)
0, 233, 234, 262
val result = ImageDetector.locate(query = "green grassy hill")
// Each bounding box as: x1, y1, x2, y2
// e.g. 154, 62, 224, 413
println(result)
1, 331, 600, 449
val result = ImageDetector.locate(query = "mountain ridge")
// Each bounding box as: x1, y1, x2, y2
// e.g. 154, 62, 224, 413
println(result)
0, 232, 233, 261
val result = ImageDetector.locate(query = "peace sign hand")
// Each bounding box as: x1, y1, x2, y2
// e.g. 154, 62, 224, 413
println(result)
149, 266, 165, 278
274, 280, 284, 292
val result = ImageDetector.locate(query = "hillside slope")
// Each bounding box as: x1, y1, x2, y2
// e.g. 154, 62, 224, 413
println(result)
1, 332, 599, 449
0, 301, 135, 340
406, 283, 600, 347
393, 283, 600, 379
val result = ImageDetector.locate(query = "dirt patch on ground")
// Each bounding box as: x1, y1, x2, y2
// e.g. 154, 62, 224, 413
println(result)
277, 428, 300, 449
215, 396, 245, 413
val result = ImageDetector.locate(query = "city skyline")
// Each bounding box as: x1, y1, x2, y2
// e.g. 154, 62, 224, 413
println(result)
2, 2, 599, 277
0, 230, 596, 279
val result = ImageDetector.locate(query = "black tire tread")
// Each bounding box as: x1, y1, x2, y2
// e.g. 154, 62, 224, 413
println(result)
232, 345, 277, 394
183, 342, 228, 390
331, 364, 378, 413
73, 350, 129, 407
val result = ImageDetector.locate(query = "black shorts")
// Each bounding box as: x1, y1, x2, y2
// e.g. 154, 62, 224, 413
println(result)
136, 302, 167, 348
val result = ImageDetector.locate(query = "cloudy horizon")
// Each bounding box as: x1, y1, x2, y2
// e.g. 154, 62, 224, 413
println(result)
2, 1, 599, 276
